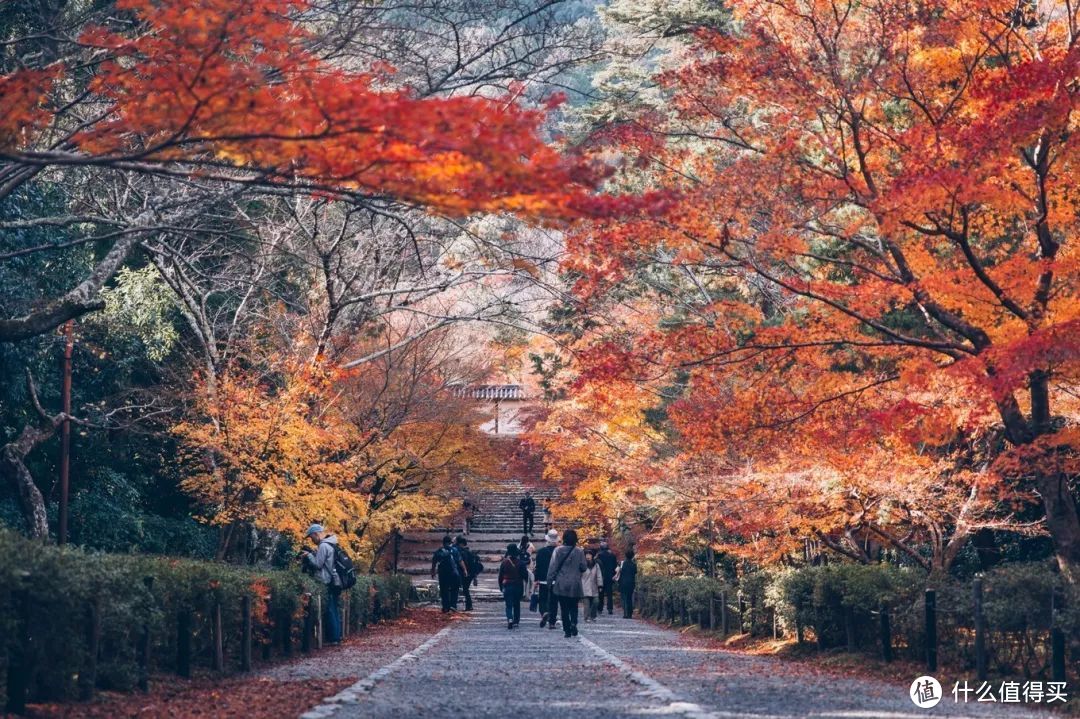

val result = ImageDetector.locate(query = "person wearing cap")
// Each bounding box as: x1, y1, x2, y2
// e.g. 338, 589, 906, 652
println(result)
533, 529, 559, 628
596, 541, 619, 616
301, 524, 342, 644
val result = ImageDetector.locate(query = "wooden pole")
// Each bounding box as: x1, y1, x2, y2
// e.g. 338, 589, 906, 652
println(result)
177, 610, 192, 678
1052, 586, 1066, 683
973, 577, 986, 681
212, 601, 224, 671
5, 587, 32, 715
720, 590, 729, 636
240, 595, 252, 671
879, 602, 893, 663
302, 596, 314, 653
138, 577, 153, 691
924, 589, 937, 672
316, 593, 324, 649
78, 597, 101, 700
57, 319, 74, 545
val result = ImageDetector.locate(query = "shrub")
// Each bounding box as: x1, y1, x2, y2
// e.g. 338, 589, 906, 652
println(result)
0, 530, 411, 708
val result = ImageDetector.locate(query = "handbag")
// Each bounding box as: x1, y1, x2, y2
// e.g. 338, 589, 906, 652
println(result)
529, 591, 539, 612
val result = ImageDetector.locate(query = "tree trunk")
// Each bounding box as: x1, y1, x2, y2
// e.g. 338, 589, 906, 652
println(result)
1037, 472, 1080, 584
1, 438, 50, 539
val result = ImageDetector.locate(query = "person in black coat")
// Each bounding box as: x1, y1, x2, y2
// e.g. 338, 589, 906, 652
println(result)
617, 548, 638, 618
533, 529, 558, 628
596, 542, 619, 616
519, 492, 536, 535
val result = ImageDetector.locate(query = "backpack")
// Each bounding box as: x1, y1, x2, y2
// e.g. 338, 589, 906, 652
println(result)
467, 550, 484, 578
436, 547, 458, 576
501, 557, 521, 584
322, 541, 357, 590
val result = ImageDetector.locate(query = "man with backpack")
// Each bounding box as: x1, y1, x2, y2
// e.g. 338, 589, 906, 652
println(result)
431, 535, 465, 612
519, 492, 536, 535
301, 523, 355, 645
455, 536, 482, 611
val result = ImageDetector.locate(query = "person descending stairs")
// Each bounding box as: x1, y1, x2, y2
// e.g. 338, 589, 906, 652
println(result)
399, 478, 558, 603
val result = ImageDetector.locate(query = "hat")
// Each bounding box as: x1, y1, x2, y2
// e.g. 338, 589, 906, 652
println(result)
545, 529, 558, 543
304, 524, 324, 537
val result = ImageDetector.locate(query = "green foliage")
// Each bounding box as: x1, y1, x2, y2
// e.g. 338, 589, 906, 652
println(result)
637, 561, 1077, 679
0, 530, 410, 706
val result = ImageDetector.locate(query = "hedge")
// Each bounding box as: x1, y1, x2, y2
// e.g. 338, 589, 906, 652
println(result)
0, 530, 411, 710
636, 562, 1080, 679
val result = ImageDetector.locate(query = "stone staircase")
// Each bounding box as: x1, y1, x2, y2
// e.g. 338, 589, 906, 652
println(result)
401, 478, 559, 602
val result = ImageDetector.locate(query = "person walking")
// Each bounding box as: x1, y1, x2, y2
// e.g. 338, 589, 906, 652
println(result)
581, 551, 603, 622
596, 541, 619, 616
431, 535, 463, 613
455, 536, 477, 611
617, 548, 638, 618
301, 524, 343, 644
518, 534, 535, 560
499, 544, 526, 629
534, 529, 558, 628
519, 492, 536, 535
547, 529, 587, 638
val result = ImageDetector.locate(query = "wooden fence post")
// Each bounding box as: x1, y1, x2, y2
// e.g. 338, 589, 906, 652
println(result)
302, 595, 314, 653
1052, 585, 1066, 683
279, 607, 292, 657
973, 577, 986, 681
879, 602, 893, 663
78, 597, 101, 700
720, 590, 729, 636
240, 595, 252, 672
5, 586, 32, 715
176, 610, 192, 678
212, 600, 224, 671
843, 606, 856, 652
138, 577, 153, 691
924, 589, 937, 673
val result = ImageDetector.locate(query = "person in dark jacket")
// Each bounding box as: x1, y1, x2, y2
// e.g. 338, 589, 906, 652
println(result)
455, 536, 475, 611
617, 548, 638, 618
595, 542, 619, 616
519, 493, 536, 535
547, 529, 587, 638
499, 544, 525, 629
430, 535, 464, 613
534, 529, 558, 628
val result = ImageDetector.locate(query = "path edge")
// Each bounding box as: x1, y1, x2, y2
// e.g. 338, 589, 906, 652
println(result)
299, 623, 456, 718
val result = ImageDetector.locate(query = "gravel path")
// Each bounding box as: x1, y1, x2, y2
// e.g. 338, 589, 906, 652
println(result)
301, 603, 1049, 718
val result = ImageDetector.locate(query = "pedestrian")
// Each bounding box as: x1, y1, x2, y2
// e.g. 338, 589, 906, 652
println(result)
534, 528, 558, 628
455, 536, 477, 611
300, 524, 343, 644
547, 529, 587, 638
499, 544, 525, 629
519, 492, 536, 535
430, 535, 463, 613
518, 533, 535, 559
617, 548, 638, 618
581, 551, 603, 622
596, 541, 619, 615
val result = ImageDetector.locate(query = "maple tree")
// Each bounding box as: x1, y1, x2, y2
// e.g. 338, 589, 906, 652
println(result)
545, 0, 1080, 579
173, 327, 500, 563
0, 0, 641, 346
